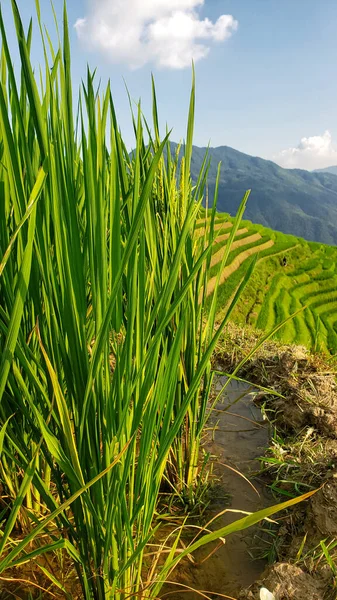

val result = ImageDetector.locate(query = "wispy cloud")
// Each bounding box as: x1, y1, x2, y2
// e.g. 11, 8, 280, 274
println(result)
74, 0, 238, 70
274, 130, 337, 171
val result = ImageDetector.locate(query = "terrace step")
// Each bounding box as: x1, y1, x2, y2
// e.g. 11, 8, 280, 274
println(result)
210, 233, 263, 269
207, 239, 274, 296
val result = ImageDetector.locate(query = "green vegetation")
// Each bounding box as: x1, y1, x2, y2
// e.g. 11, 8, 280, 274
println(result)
201, 212, 337, 355
0, 3, 313, 599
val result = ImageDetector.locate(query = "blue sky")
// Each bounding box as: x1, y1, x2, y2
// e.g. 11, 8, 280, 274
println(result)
3, 0, 337, 170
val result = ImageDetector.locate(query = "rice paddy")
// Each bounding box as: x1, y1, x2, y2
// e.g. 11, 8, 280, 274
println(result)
199, 212, 337, 354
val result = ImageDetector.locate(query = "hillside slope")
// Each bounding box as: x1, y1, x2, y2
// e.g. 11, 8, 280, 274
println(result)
314, 165, 337, 176
198, 211, 337, 355
187, 144, 337, 244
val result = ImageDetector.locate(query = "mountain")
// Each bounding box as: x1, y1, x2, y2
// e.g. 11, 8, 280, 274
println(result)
187, 144, 337, 245
314, 166, 337, 176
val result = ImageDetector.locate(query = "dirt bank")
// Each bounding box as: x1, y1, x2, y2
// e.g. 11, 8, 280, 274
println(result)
215, 324, 337, 600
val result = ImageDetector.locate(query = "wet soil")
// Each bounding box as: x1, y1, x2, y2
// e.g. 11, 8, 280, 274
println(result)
215, 324, 337, 600
163, 377, 272, 599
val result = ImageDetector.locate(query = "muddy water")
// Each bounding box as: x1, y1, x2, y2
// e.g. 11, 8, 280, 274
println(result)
165, 376, 271, 599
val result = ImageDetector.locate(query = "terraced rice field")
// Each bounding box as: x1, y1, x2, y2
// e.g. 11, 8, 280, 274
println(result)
197, 213, 337, 354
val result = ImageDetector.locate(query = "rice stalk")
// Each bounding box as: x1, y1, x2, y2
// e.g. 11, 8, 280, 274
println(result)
0, 3, 316, 598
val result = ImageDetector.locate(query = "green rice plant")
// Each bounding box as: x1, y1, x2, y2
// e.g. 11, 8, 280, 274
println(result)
313, 270, 336, 281
206, 219, 337, 353
273, 288, 296, 342
302, 284, 337, 304
0, 2, 318, 598
287, 292, 311, 346
322, 258, 334, 270
258, 239, 296, 257
288, 258, 320, 277
256, 273, 283, 330
302, 308, 316, 347
311, 297, 337, 313
290, 274, 321, 295
320, 315, 337, 354
273, 288, 287, 324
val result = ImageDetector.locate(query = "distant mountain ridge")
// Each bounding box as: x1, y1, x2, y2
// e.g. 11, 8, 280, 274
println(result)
314, 166, 337, 176
183, 143, 337, 245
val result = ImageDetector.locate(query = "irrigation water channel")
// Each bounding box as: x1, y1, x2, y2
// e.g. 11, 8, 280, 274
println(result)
165, 376, 272, 599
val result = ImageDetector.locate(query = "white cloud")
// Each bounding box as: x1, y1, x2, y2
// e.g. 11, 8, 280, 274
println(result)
74, 0, 238, 70
274, 130, 337, 171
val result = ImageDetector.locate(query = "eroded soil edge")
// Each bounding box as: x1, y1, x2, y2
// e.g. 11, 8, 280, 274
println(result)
216, 324, 337, 600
